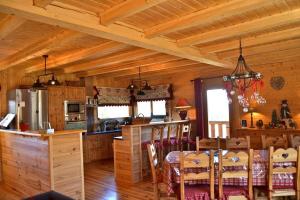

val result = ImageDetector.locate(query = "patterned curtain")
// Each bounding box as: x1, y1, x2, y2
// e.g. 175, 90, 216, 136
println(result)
135, 84, 173, 101
95, 87, 130, 106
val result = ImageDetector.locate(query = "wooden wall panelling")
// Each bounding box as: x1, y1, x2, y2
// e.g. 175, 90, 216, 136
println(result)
51, 133, 85, 200
64, 86, 85, 101
0, 133, 50, 197
83, 132, 121, 163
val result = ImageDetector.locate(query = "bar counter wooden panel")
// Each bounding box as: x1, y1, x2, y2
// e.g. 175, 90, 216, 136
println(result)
234, 128, 300, 149
113, 120, 188, 185
83, 132, 121, 163
0, 129, 85, 200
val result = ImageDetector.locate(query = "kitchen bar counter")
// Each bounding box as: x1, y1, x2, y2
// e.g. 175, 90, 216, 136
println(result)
113, 120, 189, 185
0, 129, 85, 200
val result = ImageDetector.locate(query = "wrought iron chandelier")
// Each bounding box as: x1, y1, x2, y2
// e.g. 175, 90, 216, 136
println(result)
32, 55, 60, 88
127, 66, 152, 95
223, 39, 266, 112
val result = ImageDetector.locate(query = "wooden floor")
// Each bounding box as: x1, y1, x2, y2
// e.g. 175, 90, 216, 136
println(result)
0, 159, 155, 200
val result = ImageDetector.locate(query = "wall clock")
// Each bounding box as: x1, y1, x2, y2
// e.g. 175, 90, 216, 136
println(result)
270, 76, 285, 90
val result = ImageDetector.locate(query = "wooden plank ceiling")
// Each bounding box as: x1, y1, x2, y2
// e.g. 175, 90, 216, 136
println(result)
0, 0, 299, 80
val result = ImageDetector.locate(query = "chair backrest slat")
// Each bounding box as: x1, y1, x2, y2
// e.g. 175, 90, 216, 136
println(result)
268, 146, 300, 193
218, 149, 253, 200
226, 136, 250, 150
262, 135, 288, 149
180, 151, 214, 200
147, 144, 159, 184
290, 135, 300, 148
196, 136, 220, 150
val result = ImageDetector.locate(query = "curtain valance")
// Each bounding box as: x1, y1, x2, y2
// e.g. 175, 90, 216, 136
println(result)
94, 84, 173, 105
95, 87, 130, 106
135, 84, 173, 101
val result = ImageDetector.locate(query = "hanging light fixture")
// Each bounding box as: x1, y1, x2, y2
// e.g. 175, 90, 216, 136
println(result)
127, 66, 152, 95
32, 55, 60, 88
223, 39, 266, 111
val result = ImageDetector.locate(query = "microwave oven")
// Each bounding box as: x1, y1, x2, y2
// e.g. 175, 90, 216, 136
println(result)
64, 100, 86, 122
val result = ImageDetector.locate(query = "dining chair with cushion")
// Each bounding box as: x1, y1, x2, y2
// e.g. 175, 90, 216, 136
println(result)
196, 136, 220, 151
164, 123, 180, 153
218, 149, 254, 200
180, 150, 214, 200
261, 135, 288, 149
267, 146, 300, 199
142, 126, 165, 178
179, 122, 195, 151
226, 136, 250, 150
147, 143, 176, 200
290, 134, 300, 148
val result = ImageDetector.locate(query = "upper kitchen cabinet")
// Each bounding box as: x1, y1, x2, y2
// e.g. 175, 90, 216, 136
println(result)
64, 87, 86, 102
48, 86, 86, 130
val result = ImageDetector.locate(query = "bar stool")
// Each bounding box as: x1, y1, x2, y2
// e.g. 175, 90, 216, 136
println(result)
180, 122, 194, 151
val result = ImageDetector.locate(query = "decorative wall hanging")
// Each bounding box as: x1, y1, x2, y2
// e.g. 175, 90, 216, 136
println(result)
270, 76, 285, 90
223, 39, 266, 112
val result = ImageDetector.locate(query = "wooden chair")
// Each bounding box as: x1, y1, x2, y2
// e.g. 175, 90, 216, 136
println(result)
218, 149, 253, 200
150, 126, 165, 166
196, 136, 220, 151
226, 136, 250, 150
165, 123, 179, 153
261, 135, 288, 149
267, 146, 300, 199
180, 151, 214, 200
180, 122, 194, 151
147, 143, 176, 200
290, 135, 300, 148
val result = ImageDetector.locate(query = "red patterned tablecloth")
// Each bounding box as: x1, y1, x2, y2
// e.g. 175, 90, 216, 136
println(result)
163, 150, 295, 196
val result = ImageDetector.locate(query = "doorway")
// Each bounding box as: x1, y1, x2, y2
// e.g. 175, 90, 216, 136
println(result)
206, 89, 230, 138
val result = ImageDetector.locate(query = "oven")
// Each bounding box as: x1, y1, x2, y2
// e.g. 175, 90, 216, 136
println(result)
64, 100, 86, 122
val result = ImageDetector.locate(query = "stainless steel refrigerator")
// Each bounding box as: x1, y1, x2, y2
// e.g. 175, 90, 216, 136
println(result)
8, 89, 48, 130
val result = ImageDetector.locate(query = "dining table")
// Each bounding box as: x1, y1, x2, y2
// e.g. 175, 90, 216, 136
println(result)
163, 150, 295, 196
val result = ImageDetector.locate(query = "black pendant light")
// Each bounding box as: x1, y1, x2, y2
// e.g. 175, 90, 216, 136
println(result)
32, 55, 60, 88
127, 66, 152, 95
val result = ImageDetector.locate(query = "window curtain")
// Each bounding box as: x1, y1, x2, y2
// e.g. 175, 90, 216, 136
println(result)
194, 78, 208, 139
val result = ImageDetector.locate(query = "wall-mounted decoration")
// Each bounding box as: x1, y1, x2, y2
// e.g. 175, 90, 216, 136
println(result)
270, 76, 285, 90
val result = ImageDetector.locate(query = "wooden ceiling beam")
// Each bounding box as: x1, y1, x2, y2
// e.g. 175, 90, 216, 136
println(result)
0, 15, 26, 40
0, 30, 81, 71
177, 8, 300, 47
25, 41, 125, 73
116, 65, 228, 80
145, 0, 272, 38
64, 48, 158, 73
200, 27, 300, 53
78, 54, 180, 77
87, 59, 198, 78
33, 0, 53, 8
218, 38, 300, 59
0, 0, 231, 69
100, 0, 167, 25
55, 0, 105, 14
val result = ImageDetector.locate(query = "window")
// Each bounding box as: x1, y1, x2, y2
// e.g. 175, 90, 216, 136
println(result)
97, 106, 130, 119
206, 89, 229, 138
137, 100, 166, 117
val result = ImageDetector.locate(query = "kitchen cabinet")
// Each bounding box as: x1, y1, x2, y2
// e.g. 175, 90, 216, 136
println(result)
64, 86, 86, 101
83, 132, 121, 163
48, 86, 86, 130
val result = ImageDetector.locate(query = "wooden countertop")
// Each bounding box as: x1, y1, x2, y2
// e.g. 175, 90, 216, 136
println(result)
125, 120, 189, 128
0, 129, 86, 137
